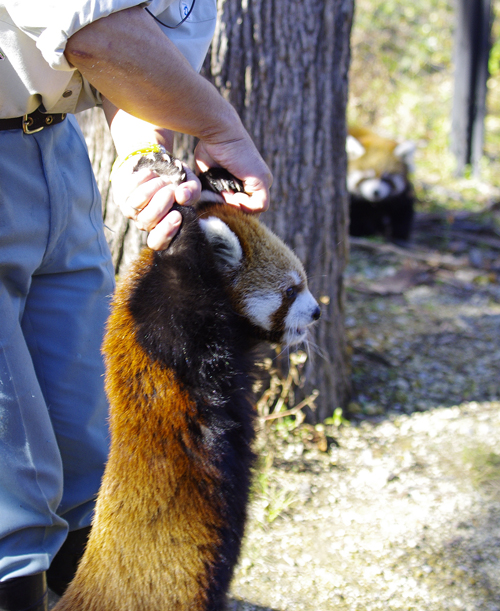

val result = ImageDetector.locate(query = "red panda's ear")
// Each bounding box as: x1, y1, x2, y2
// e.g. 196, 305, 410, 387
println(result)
393, 141, 416, 172
346, 135, 365, 160
199, 216, 243, 273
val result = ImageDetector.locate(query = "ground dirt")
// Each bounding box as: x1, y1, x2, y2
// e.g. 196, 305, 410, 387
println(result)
228, 210, 500, 611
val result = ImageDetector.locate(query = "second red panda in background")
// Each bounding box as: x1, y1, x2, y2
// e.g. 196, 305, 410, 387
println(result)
347, 125, 416, 245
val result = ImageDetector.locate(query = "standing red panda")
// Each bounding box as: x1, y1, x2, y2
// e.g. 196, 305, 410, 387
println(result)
347, 126, 416, 244
52, 154, 320, 611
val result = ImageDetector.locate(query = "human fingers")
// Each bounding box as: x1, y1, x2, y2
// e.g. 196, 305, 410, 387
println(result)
221, 191, 268, 213
121, 172, 173, 220
194, 140, 272, 213
208, 170, 272, 213
135, 183, 177, 232
220, 176, 271, 213
112, 156, 200, 211
111, 164, 154, 214
146, 209, 183, 251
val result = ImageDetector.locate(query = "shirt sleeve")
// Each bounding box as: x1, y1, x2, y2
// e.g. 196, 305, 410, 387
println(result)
148, 0, 217, 72
3, 0, 153, 70
4, 0, 216, 74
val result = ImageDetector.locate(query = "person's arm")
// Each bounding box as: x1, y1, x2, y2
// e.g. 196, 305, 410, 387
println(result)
64, 6, 272, 222
66, 7, 230, 136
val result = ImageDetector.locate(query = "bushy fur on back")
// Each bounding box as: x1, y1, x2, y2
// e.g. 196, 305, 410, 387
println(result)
53, 199, 319, 611
347, 125, 416, 244
53, 205, 257, 611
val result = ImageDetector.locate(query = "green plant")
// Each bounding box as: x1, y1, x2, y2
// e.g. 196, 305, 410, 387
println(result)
462, 446, 500, 499
251, 453, 297, 524
324, 407, 350, 428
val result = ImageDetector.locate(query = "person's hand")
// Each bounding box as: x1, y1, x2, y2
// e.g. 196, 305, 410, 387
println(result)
111, 157, 201, 251
195, 136, 273, 213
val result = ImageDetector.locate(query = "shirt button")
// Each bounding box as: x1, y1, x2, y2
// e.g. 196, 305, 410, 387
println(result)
62, 90, 73, 98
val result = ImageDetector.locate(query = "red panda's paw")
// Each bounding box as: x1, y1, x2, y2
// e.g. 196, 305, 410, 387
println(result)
133, 149, 187, 185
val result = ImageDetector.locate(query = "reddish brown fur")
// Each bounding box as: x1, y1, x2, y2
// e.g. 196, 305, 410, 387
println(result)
348, 125, 408, 177
53, 249, 225, 611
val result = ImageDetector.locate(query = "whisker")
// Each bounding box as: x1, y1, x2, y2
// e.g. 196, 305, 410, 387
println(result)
306, 339, 328, 361
273, 344, 290, 361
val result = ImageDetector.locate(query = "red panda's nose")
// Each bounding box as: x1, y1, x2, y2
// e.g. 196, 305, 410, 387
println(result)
312, 305, 321, 321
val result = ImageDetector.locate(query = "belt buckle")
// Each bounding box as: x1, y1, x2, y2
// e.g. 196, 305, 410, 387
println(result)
22, 113, 44, 134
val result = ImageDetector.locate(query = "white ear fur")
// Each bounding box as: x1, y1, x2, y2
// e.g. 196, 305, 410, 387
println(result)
346, 135, 366, 160
394, 140, 416, 172
199, 216, 243, 271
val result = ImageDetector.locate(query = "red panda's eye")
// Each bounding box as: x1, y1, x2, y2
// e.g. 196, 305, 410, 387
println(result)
286, 287, 297, 300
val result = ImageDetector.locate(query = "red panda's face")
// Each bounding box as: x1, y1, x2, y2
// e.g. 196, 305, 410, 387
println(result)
346, 130, 415, 203
198, 207, 320, 347
347, 169, 408, 202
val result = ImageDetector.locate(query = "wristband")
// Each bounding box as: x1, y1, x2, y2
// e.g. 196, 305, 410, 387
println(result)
110, 143, 167, 180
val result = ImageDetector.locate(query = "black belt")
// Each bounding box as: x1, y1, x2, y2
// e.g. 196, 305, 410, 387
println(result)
0, 108, 66, 134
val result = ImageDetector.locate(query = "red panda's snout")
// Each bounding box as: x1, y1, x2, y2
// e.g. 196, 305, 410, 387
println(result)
283, 284, 321, 346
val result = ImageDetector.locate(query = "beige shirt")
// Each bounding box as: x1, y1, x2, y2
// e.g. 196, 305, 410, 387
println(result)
0, 0, 217, 118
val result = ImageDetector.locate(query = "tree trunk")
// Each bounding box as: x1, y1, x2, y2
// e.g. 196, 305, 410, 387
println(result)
76, 108, 146, 275
186, 0, 354, 421
451, 0, 492, 176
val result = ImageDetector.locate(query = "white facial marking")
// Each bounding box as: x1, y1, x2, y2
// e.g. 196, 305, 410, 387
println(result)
346, 135, 366, 160
394, 140, 416, 171
283, 289, 319, 346
243, 292, 282, 331
288, 270, 302, 287
347, 169, 375, 193
347, 170, 363, 193
390, 174, 407, 195
359, 178, 392, 202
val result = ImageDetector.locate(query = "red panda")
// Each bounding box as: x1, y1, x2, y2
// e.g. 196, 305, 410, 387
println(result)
52, 155, 320, 611
347, 126, 416, 244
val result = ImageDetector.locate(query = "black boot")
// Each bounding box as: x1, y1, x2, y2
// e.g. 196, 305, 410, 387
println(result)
0, 573, 48, 611
46, 526, 91, 597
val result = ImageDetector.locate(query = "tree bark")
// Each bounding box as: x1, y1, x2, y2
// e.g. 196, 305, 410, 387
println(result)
187, 0, 354, 420
451, 0, 492, 176
76, 108, 146, 275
